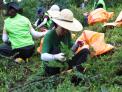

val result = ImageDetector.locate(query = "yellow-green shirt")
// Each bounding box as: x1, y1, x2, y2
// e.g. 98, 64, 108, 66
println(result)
4, 14, 34, 49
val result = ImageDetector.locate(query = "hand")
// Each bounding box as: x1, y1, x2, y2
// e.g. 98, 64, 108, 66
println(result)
54, 53, 66, 62
42, 30, 48, 36
76, 40, 84, 47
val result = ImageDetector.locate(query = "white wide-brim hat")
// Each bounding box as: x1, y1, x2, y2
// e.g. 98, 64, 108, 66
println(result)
115, 11, 122, 22
103, 11, 122, 27
49, 5, 60, 11
51, 9, 83, 32
103, 22, 117, 27
47, 10, 60, 18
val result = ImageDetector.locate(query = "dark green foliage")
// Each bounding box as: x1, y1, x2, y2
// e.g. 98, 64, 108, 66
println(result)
41, 42, 74, 69
20, 0, 40, 22
0, 0, 122, 92
10, 74, 64, 92
0, 10, 4, 34
60, 42, 74, 61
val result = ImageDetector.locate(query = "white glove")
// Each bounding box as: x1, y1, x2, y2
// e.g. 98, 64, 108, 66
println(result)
54, 53, 66, 62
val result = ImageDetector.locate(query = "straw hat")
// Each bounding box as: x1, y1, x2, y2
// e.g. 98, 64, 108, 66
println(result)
103, 22, 117, 27
115, 11, 122, 22
52, 9, 83, 32
103, 11, 122, 27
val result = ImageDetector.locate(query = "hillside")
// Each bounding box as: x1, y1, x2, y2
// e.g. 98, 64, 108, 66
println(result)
0, 0, 122, 92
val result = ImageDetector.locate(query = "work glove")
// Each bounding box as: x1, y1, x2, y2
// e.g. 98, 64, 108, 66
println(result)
54, 53, 66, 62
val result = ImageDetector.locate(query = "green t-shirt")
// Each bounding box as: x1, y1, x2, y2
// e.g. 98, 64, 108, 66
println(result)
42, 30, 73, 68
4, 14, 34, 49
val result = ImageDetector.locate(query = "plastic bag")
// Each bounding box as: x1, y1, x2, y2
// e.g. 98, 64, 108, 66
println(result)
76, 30, 114, 56
88, 8, 114, 25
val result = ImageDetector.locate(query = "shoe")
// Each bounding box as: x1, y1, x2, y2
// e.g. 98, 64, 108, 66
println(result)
14, 58, 25, 63
26, 58, 29, 62
14, 58, 30, 63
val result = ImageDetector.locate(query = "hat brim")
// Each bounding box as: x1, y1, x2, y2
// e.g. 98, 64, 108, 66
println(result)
115, 11, 122, 22
52, 18, 83, 32
103, 22, 117, 27
6, 2, 21, 11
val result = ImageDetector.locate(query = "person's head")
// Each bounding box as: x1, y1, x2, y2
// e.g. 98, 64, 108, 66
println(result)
51, 9, 83, 36
6, 2, 22, 17
55, 25, 69, 36
37, 7, 45, 16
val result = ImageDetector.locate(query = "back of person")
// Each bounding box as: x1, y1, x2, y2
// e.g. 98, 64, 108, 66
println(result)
35, 7, 53, 30
0, 2, 35, 62
93, 0, 106, 10
4, 13, 34, 49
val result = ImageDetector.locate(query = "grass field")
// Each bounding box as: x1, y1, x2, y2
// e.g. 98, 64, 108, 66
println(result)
0, 4, 122, 92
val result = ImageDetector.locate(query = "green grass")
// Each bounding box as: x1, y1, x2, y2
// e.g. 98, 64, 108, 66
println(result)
0, 3, 122, 92
0, 28, 122, 92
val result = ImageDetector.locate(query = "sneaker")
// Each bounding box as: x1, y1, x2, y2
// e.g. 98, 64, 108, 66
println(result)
14, 58, 25, 63
26, 58, 29, 62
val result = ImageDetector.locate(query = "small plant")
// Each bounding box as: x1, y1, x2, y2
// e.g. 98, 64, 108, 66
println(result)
60, 42, 74, 61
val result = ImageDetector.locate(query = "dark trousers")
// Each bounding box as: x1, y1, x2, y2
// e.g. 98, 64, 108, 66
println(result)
0, 42, 35, 60
83, 15, 88, 27
45, 48, 90, 76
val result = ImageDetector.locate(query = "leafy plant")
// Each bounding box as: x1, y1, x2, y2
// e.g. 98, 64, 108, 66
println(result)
60, 42, 74, 61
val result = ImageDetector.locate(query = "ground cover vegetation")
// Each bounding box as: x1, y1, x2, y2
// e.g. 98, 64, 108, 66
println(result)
0, 0, 122, 92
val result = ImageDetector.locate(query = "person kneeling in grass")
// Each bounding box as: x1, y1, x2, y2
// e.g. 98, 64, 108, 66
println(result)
41, 9, 90, 76
0, 2, 47, 63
